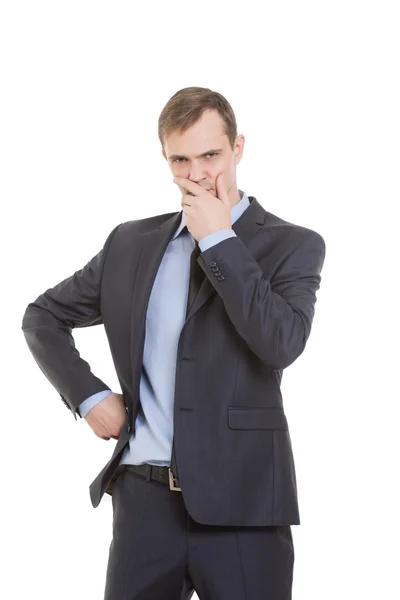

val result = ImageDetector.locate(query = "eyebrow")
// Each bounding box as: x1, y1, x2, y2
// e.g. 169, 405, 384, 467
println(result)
167, 148, 223, 161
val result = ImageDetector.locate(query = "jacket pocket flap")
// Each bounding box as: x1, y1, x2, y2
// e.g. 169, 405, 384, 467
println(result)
228, 407, 288, 430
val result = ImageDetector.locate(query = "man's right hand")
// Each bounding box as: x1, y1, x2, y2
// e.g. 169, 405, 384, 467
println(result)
84, 393, 128, 440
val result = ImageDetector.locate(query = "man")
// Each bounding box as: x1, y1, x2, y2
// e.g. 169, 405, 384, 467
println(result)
22, 86, 326, 599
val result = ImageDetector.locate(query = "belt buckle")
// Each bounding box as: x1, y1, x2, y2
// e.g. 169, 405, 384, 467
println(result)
168, 468, 182, 491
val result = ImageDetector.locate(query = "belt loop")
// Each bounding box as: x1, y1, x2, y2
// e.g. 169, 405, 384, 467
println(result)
145, 464, 151, 482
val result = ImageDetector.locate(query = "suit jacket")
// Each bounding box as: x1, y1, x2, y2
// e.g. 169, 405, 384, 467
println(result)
22, 195, 326, 526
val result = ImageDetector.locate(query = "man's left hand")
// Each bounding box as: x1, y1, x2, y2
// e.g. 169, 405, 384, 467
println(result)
173, 173, 232, 242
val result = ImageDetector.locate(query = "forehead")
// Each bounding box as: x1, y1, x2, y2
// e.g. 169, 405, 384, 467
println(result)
164, 109, 228, 156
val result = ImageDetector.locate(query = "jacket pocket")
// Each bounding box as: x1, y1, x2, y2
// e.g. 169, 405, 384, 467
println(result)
228, 406, 288, 430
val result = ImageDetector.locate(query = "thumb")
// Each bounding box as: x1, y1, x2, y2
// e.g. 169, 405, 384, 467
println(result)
215, 173, 229, 206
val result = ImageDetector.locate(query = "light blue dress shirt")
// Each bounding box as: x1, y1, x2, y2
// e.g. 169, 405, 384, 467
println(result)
78, 190, 250, 466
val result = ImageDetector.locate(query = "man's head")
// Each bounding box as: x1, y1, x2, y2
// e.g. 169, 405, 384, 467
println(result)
159, 87, 244, 207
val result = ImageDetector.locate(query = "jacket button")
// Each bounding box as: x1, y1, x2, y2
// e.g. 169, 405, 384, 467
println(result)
209, 261, 217, 267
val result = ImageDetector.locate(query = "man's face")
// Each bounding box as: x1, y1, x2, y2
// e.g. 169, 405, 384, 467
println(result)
162, 109, 244, 206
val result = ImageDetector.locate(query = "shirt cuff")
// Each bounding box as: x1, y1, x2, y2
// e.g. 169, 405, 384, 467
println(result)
198, 229, 237, 253
77, 389, 113, 418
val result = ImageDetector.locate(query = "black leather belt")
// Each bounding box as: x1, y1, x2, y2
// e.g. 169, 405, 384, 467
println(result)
107, 463, 182, 495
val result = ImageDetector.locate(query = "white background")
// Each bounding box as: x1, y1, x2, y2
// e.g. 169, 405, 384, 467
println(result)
1, 1, 399, 598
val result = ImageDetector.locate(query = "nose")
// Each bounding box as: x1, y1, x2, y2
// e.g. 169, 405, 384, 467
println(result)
188, 162, 206, 184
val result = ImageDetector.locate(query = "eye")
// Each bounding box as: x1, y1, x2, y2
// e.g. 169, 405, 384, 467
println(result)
173, 152, 218, 164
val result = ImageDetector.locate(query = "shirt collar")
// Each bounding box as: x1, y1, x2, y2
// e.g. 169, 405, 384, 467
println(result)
171, 189, 250, 240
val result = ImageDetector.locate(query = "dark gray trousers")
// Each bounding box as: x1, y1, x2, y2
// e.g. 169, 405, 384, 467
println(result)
104, 466, 294, 599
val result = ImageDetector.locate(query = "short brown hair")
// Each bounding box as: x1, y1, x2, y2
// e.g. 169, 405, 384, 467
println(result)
158, 87, 238, 153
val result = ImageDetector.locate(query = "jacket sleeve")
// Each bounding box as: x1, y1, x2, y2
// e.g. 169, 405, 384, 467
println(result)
199, 230, 326, 370
21, 224, 121, 420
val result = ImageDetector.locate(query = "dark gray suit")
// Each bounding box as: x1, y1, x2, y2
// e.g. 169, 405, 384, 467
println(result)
22, 195, 325, 598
